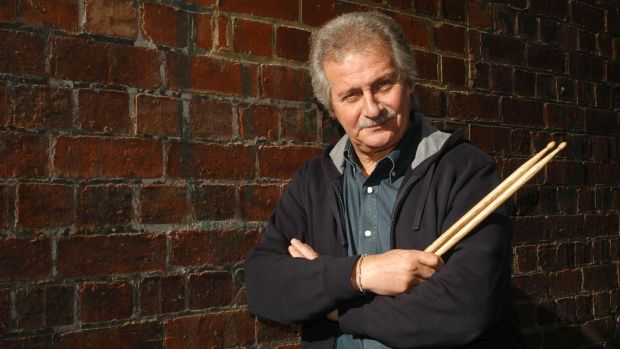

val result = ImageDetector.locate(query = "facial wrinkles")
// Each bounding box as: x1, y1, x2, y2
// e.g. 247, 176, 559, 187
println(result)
357, 108, 396, 129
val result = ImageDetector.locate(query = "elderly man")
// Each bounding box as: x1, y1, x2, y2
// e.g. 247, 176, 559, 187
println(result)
245, 12, 523, 348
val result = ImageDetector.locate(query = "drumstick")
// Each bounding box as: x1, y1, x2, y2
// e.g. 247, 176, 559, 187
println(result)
424, 141, 557, 254
428, 142, 567, 257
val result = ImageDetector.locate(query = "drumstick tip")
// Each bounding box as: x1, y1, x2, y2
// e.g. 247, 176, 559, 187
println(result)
546, 141, 556, 149
558, 142, 567, 150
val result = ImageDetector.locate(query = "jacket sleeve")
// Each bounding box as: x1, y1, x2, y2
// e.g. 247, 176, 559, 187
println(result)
338, 160, 514, 348
244, 163, 362, 325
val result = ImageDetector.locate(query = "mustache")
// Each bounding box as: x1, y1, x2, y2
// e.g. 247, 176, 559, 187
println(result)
357, 109, 396, 129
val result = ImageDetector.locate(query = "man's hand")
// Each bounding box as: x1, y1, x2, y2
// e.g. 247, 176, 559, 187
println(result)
358, 249, 444, 296
288, 238, 319, 260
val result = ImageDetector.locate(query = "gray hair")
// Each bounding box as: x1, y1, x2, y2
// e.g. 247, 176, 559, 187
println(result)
308, 12, 417, 111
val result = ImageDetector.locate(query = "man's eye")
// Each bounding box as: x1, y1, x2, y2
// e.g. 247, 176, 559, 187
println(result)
377, 80, 393, 90
342, 93, 360, 102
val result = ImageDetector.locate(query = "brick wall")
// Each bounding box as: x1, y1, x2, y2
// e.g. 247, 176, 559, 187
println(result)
0, 0, 618, 348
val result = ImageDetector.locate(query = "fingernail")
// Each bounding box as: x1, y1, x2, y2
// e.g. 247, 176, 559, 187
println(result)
291, 238, 299, 244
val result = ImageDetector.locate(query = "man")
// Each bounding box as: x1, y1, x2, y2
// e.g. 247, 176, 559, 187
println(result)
245, 12, 523, 348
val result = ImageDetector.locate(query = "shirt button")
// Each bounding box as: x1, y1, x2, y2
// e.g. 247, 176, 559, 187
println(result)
364, 230, 372, 237
367, 187, 373, 194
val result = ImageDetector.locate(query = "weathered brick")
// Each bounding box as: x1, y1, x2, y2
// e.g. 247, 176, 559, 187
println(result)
84, 0, 137, 39
139, 275, 185, 315
568, 52, 604, 80
527, 44, 565, 73
442, 0, 466, 23
517, 12, 537, 40
501, 97, 544, 126
57, 234, 166, 277
0, 132, 48, 178
216, 13, 229, 49
168, 142, 255, 179
493, 5, 516, 35
557, 77, 575, 103
239, 184, 281, 221
181, 0, 215, 7
0, 29, 46, 76
189, 98, 232, 139
512, 272, 549, 299
276, 26, 310, 61
584, 214, 619, 237
446, 92, 499, 121
583, 264, 617, 291
413, 85, 443, 117
514, 69, 535, 97
51, 36, 109, 83
570, 1, 604, 32
490, 64, 512, 93
259, 65, 312, 102
0, 237, 51, 281
585, 108, 619, 135
109, 45, 163, 88
258, 145, 323, 179
1, 334, 52, 348
234, 18, 272, 57
54, 136, 163, 178
164, 309, 254, 348
20, 0, 78, 32
597, 34, 613, 58
136, 94, 181, 137
483, 34, 525, 65
586, 161, 620, 185
78, 185, 133, 227
595, 84, 611, 107
0, 0, 16, 23
510, 128, 530, 156
17, 183, 73, 229
434, 23, 465, 54
16, 285, 73, 330
0, 82, 6, 126
139, 185, 188, 224
579, 29, 596, 53
192, 184, 237, 220
544, 215, 585, 240
189, 271, 232, 309
142, 3, 188, 47
167, 54, 245, 96
282, 107, 318, 142
238, 104, 278, 140
170, 230, 259, 266
13, 85, 72, 130
469, 125, 510, 154
441, 56, 466, 87
257, 318, 299, 342
467, 0, 491, 29
0, 288, 8, 332
55, 322, 162, 349
530, 0, 567, 19
78, 89, 130, 133
392, 13, 430, 47
514, 245, 537, 272
80, 280, 132, 323
536, 73, 556, 100
0, 185, 7, 229
219, 0, 297, 21
549, 270, 582, 297
416, 0, 439, 17
413, 50, 438, 81
470, 62, 489, 89
194, 12, 212, 50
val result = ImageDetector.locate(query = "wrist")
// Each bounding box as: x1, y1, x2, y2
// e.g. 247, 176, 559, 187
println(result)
350, 254, 367, 293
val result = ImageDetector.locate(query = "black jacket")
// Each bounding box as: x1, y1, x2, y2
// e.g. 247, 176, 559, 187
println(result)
245, 115, 523, 348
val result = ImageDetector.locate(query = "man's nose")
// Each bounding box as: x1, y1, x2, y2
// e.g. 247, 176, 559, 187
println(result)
362, 91, 380, 118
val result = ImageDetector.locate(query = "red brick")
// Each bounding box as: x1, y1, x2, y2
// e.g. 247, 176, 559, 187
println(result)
469, 125, 510, 154
517, 12, 536, 40
0, 288, 8, 332
0, 186, 7, 229
434, 23, 465, 54
17, 184, 73, 229
0, 0, 16, 23
238, 104, 278, 140
259, 65, 311, 102
558, 23, 579, 51
530, 0, 567, 19
167, 142, 255, 179
413, 50, 438, 81
257, 318, 299, 342
512, 272, 549, 299
189, 98, 232, 139
20, 0, 78, 32
467, 0, 491, 29
170, 230, 259, 267
216, 14, 229, 49
493, 6, 516, 35
490, 64, 512, 93
607, 60, 620, 84
302, 0, 337, 26
527, 44, 565, 74
167, 54, 244, 96
239, 184, 280, 221
585, 108, 619, 135
135, 94, 180, 137
51, 36, 109, 83
442, 0, 466, 23
544, 215, 585, 240
164, 309, 254, 348
54, 136, 163, 178
182, 0, 215, 7
514, 69, 535, 97
109, 45, 163, 88
583, 264, 617, 291
557, 77, 575, 103
78, 185, 133, 227
219, 0, 297, 21
0, 237, 51, 281
142, 3, 188, 47
446, 92, 499, 121
189, 271, 232, 309
233, 18, 271, 57
569, 52, 604, 80
471, 62, 489, 89
192, 184, 237, 220
570, 1, 604, 32
392, 13, 430, 47
80, 280, 132, 322
413, 85, 443, 117
13, 85, 72, 130
514, 245, 537, 272
416, 0, 439, 17
258, 145, 323, 179
584, 214, 619, 237
0, 30, 46, 76
78, 89, 130, 133
16, 285, 73, 330
194, 12, 212, 50
0, 132, 48, 178
139, 185, 188, 224
57, 233, 166, 277
578, 29, 596, 52
139, 275, 185, 315
541, 20, 559, 47
441, 56, 465, 87
0, 82, 6, 126
282, 107, 318, 142
549, 270, 582, 297
276, 26, 310, 61
55, 322, 162, 349
501, 97, 544, 126
84, 0, 137, 39
483, 34, 525, 65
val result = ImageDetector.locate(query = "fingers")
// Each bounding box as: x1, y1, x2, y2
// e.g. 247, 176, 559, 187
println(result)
288, 238, 319, 260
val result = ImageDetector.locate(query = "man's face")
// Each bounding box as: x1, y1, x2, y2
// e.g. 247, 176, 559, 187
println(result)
324, 45, 413, 160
